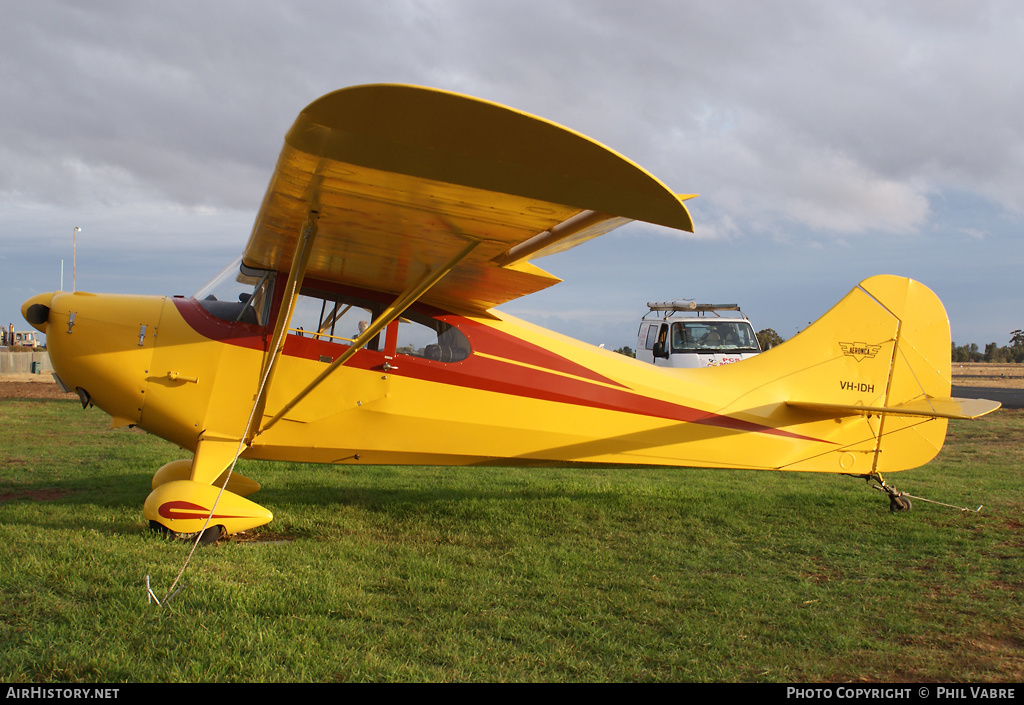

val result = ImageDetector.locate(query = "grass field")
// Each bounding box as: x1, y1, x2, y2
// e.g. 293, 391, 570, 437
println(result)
0, 399, 1021, 682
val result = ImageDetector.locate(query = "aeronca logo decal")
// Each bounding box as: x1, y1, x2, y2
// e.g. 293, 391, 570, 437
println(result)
839, 342, 882, 362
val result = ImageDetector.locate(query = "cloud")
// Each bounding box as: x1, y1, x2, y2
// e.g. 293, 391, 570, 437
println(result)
2, 0, 1022, 346
5, 2, 1024, 222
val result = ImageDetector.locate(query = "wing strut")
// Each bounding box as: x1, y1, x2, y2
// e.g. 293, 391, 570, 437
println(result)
491, 210, 618, 266
258, 237, 482, 434
244, 211, 320, 443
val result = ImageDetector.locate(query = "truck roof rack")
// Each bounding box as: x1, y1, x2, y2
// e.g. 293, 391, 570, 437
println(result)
646, 301, 741, 313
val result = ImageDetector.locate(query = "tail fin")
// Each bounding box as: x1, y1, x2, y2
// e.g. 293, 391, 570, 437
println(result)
718, 275, 998, 475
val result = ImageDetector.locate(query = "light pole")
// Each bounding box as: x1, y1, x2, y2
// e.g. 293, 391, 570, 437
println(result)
73, 226, 81, 292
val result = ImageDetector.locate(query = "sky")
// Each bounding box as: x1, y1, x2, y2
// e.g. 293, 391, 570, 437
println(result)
3, 0, 1023, 351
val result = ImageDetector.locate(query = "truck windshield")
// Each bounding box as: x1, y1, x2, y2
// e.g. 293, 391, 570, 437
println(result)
671, 321, 760, 353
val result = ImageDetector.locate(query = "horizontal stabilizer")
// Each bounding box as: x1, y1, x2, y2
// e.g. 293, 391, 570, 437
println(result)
787, 396, 1001, 420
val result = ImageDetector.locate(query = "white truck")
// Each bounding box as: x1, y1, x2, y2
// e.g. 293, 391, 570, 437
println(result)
636, 300, 761, 368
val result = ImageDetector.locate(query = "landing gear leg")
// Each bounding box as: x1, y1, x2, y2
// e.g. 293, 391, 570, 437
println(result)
867, 472, 912, 512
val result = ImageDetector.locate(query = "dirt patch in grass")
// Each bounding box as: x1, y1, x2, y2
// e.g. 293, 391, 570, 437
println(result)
0, 488, 74, 502
0, 375, 77, 401
229, 532, 297, 545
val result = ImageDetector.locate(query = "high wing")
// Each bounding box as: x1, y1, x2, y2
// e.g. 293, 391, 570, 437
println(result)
241, 84, 695, 314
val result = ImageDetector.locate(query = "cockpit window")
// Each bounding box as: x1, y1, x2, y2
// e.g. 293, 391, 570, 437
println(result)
395, 310, 470, 362
291, 288, 383, 350
289, 287, 471, 362
195, 258, 275, 326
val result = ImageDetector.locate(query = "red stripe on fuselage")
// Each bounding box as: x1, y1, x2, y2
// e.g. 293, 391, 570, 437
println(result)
172, 297, 267, 351
175, 293, 827, 444
456, 316, 628, 389
389, 351, 826, 443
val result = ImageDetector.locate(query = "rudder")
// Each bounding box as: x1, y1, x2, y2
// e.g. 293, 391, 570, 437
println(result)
851, 276, 952, 474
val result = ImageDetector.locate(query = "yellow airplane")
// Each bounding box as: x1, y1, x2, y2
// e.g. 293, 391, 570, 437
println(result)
21, 84, 999, 543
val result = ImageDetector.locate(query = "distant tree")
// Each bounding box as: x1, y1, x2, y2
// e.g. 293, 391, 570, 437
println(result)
953, 336, 1024, 364
756, 328, 785, 350
966, 342, 982, 362
1010, 330, 1024, 363
614, 346, 636, 358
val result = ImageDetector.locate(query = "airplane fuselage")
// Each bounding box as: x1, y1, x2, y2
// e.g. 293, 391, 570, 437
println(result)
29, 272, 948, 480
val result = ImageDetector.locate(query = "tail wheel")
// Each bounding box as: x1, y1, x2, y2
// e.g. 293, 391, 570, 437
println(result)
867, 472, 913, 513
889, 495, 913, 512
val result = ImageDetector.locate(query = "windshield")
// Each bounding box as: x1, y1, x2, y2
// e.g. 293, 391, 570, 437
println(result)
671, 320, 760, 353
194, 257, 275, 326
